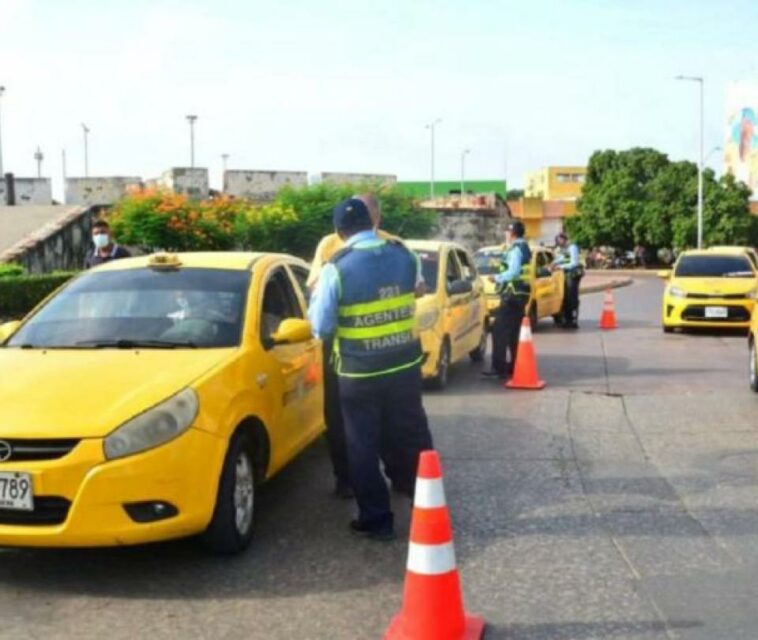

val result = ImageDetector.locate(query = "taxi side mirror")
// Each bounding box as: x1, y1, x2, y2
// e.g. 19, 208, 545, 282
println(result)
657, 270, 672, 279
270, 318, 313, 347
0, 320, 21, 344
447, 279, 473, 296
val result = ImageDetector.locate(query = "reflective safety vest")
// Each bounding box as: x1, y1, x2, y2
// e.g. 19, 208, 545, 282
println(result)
498, 239, 532, 297
332, 239, 423, 378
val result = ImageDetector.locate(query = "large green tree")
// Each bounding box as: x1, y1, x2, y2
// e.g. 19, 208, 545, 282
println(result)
567, 147, 757, 251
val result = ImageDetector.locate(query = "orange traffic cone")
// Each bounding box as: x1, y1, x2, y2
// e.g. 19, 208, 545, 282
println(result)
385, 451, 485, 640
505, 317, 546, 390
598, 289, 618, 329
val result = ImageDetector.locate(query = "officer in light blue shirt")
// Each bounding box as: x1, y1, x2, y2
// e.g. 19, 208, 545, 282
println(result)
552, 232, 584, 328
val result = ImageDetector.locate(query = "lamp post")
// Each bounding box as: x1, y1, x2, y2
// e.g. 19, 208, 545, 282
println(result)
675, 75, 704, 248
34, 147, 43, 178
0, 86, 6, 177
186, 115, 198, 168
460, 149, 470, 198
81, 123, 90, 177
425, 118, 442, 199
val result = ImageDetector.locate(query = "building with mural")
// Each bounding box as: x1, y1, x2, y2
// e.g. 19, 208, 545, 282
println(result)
724, 82, 758, 197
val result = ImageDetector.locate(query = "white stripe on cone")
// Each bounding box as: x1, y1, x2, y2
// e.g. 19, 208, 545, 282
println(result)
407, 541, 457, 575
414, 477, 446, 509
519, 323, 533, 342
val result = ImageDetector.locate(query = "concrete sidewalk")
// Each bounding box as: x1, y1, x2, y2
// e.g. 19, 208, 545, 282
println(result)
580, 273, 633, 295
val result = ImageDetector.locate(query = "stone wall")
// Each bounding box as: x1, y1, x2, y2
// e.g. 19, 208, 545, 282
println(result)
1, 206, 99, 273
318, 172, 397, 186
154, 168, 209, 199
431, 210, 511, 253
224, 170, 307, 201
66, 177, 141, 206
1, 177, 53, 205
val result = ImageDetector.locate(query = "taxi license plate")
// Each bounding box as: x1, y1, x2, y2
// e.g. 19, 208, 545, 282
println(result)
0, 472, 34, 511
705, 306, 728, 319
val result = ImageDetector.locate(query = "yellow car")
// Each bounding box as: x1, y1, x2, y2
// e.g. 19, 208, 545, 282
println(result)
659, 248, 758, 332
406, 240, 487, 389
473, 244, 565, 330
0, 251, 324, 553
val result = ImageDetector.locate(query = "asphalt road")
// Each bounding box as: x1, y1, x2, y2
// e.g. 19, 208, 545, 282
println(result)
1, 277, 757, 640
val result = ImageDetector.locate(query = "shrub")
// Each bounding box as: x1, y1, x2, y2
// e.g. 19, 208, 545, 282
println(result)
0, 272, 77, 318
0, 263, 25, 279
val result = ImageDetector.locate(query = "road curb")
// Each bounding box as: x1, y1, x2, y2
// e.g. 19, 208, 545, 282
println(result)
585, 269, 661, 278
580, 277, 633, 295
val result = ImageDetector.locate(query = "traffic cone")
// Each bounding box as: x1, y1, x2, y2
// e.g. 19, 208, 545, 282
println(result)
598, 289, 618, 329
385, 451, 485, 640
505, 317, 546, 390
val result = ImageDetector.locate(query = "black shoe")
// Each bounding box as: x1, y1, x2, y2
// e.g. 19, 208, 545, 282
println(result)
564, 323, 579, 329
349, 520, 395, 542
334, 480, 354, 499
481, 369, 507, 379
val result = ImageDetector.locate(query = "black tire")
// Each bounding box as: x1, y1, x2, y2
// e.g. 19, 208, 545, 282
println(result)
528, 304, 538, 332
662, 325, 674, 334
202, 429, 257, 555
469, 328, 487, 362
428, 339, 451, 390
750, 339, 758, 393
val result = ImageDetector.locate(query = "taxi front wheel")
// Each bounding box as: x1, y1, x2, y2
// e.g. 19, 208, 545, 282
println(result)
202, 429, 257, 555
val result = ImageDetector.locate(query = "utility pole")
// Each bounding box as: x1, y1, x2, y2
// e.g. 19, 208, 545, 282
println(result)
81, 123, 90, 177
0, 86, 6, 177
186, 115, 198, 168
34, 147, 44, 178
675, 75, 704, 248
460, 149, 470, 198
221, 153, 229, 173
425, 118, 442, 199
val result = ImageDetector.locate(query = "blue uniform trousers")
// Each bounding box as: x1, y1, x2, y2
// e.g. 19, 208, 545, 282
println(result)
339, 364, 433, 532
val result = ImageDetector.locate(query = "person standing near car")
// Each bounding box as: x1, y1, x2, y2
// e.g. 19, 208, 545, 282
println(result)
84, 219, 130, 269
307, 193, 425, 500
482, 220, 532, 380
552, 232, 583, 329
308, 198, 433, 541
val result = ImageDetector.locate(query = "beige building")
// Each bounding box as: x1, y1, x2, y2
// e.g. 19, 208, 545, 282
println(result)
524, 166, 587, 201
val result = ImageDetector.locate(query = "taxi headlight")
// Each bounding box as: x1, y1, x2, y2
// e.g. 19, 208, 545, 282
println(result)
104, 388, 199, 460
417, 308, 440, 331
668, 286, 687, 299
748, 287, 758, 301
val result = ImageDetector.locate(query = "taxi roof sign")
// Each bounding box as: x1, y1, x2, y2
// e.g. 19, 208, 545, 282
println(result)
148, 252, 182, 269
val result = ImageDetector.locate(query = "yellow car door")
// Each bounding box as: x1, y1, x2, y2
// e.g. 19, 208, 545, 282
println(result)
453, 247, 486, 354
531, 250, 553, 317
541, 249, 564, 316
257, 264, 322, 468
441, 249, 470, 362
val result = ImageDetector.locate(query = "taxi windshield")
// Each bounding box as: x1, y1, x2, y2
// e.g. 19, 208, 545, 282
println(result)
674, 255, 755, 278
415, 251, 439, 292
6, 268, 250, 349
474, 252, 502, 275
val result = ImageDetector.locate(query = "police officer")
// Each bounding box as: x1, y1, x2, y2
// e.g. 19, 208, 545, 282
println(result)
552, 232, 583, 329
307, 193, 425, 500
482, 220, 532, 379
308, 198, 433, 541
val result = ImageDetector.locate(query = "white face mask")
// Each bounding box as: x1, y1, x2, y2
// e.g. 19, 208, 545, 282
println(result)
93, 233, 110, 249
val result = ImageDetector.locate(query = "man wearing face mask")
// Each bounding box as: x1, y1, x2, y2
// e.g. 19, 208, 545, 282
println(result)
85, 220, 130, 269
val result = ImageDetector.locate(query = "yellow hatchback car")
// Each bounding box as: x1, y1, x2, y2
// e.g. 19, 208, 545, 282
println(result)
406, 240, 487, 389
473, 244, 565, 330
0, 252, 324, 553
660, 248, 758, 332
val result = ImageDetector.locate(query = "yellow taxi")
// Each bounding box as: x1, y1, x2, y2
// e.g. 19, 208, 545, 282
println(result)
473, 244, 565, 329
659, 247, 758, 332
0, 252, 324, 553
406, 240, 487, 389
750, 306, 758, 392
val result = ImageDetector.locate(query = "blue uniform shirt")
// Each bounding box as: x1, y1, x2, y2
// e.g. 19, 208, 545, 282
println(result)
554, 243, 580, 271
494, 242, 525, 285
308, 230, 381, 339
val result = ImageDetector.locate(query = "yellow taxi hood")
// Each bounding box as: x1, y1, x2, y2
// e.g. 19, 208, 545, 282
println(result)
0, 348, 233, 438
669, 277, 757, 295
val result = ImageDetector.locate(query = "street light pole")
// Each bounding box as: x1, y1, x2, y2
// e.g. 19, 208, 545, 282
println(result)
186, 115, 198, 168
81, 123, 90, 177
460, 149, 470, 198
676, 75, 704, 248
34, 147, 43, 178
425, 118, 442, 199
0, 86, 6, 177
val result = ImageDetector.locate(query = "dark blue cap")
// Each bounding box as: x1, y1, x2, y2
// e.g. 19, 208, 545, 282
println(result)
333, 198, 372, 230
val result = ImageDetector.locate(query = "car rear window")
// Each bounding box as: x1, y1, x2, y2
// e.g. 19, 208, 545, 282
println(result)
674, 255, 755, 278
415, 251, 439, 292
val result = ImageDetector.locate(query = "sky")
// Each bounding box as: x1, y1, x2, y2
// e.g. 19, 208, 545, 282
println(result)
0, 0, 757, 200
